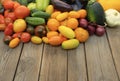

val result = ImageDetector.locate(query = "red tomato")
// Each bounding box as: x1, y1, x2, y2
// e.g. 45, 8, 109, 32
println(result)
7, 12, 16, 21
0, 14, 5, 24
4, 17, 13, 25
14, 6, 30, 19
3, 1, 14, 10
4, 10, 16, 21
12, 32, 22, 38
13, 1, 21, 10
4, 23, 13, 36
21, 32, 31, 43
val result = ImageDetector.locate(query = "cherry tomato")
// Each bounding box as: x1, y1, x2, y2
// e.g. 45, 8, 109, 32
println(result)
14, 6, 30, 19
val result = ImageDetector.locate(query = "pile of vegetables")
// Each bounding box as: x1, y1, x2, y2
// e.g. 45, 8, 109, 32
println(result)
0, 0, 120, 49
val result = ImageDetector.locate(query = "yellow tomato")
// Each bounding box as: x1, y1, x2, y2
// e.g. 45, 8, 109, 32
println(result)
13, 19, 26, 33
31, 36, 42, 44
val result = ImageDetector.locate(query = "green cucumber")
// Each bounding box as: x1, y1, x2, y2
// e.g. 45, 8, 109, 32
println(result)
25, 17, 45, 25
86, 1, 106, 25
31, 11, 50, 19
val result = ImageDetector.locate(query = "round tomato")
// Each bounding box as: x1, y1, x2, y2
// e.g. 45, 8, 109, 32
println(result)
4, 17, 13, 25
5, 12, 16, 21
3, 0, 14, 10
14, 6, 30, 19
13, 1, 20, 10
21, 32, 31, 43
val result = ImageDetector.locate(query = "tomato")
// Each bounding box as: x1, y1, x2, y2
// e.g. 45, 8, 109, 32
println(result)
3, 35, 13, 45
12, 32, 22, 38
14, 6, 30, 19
4, 10, 16, 21
3, 0, 14, 10
7, 12, 16, 21
0, 24, 6, 31
21, 32, 31, 43
13, 1, 20, 10
4, 17, 13, 25
0, 14, 5, 24
4, 23, 13, 36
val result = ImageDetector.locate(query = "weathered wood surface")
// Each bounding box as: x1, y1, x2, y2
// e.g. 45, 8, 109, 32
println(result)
0, 27, 120, 81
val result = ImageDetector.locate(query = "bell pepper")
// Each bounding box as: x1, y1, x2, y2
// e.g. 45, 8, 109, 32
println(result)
105, 9, 120, 27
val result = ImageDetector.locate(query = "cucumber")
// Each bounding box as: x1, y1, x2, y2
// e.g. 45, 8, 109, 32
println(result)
86, 1, 106, 25
25, 17, 45, 25
31, 11, 50, 19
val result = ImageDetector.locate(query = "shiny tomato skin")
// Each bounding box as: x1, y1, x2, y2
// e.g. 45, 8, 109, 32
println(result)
14, 6, 30, 19
3, 1, 14, 10
20, 32, 31, 43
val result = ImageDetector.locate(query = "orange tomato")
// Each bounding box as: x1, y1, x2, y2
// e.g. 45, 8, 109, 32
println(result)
14, 5, 30, 19
47, 31, 59, 38
48, 36, 62, 46
66, 18, 79, 29
47, 19, 60, 31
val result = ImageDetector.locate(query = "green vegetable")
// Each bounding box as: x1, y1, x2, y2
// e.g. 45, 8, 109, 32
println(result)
25, 17, 45, 25
36, 0, 50, 11
105, 9, 120, 27
86, 1, 105, 25
27, 3, 36, 10
31, 10, 50, 19
17, 0, 28, 6
62, 39, 79, 50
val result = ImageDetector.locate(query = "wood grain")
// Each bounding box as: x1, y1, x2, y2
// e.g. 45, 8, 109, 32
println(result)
14, 42, 43, 81
106, 27, 120, 79
68, 44, 87, 81
0, 32, 23, 81
85, 34, 119, 81
39, 44, 67, 81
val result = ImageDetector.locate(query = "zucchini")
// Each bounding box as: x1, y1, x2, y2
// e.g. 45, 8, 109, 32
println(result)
86, 1, 105, 25
31, 11, 50, 19
25, 17, 45, 25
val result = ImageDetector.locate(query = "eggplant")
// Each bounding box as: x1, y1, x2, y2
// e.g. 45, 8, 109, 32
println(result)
51, 0, 73, 12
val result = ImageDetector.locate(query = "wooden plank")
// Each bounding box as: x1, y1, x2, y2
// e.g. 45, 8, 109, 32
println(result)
85, 34, 119, 81
106, 27, 120, 79
14, 42, 43, 81
0, 32, 23, 81
39, 44, 67, 81
68, 44, 87, 81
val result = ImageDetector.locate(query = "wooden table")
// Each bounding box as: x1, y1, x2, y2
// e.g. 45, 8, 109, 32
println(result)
0, 27, 120, 81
